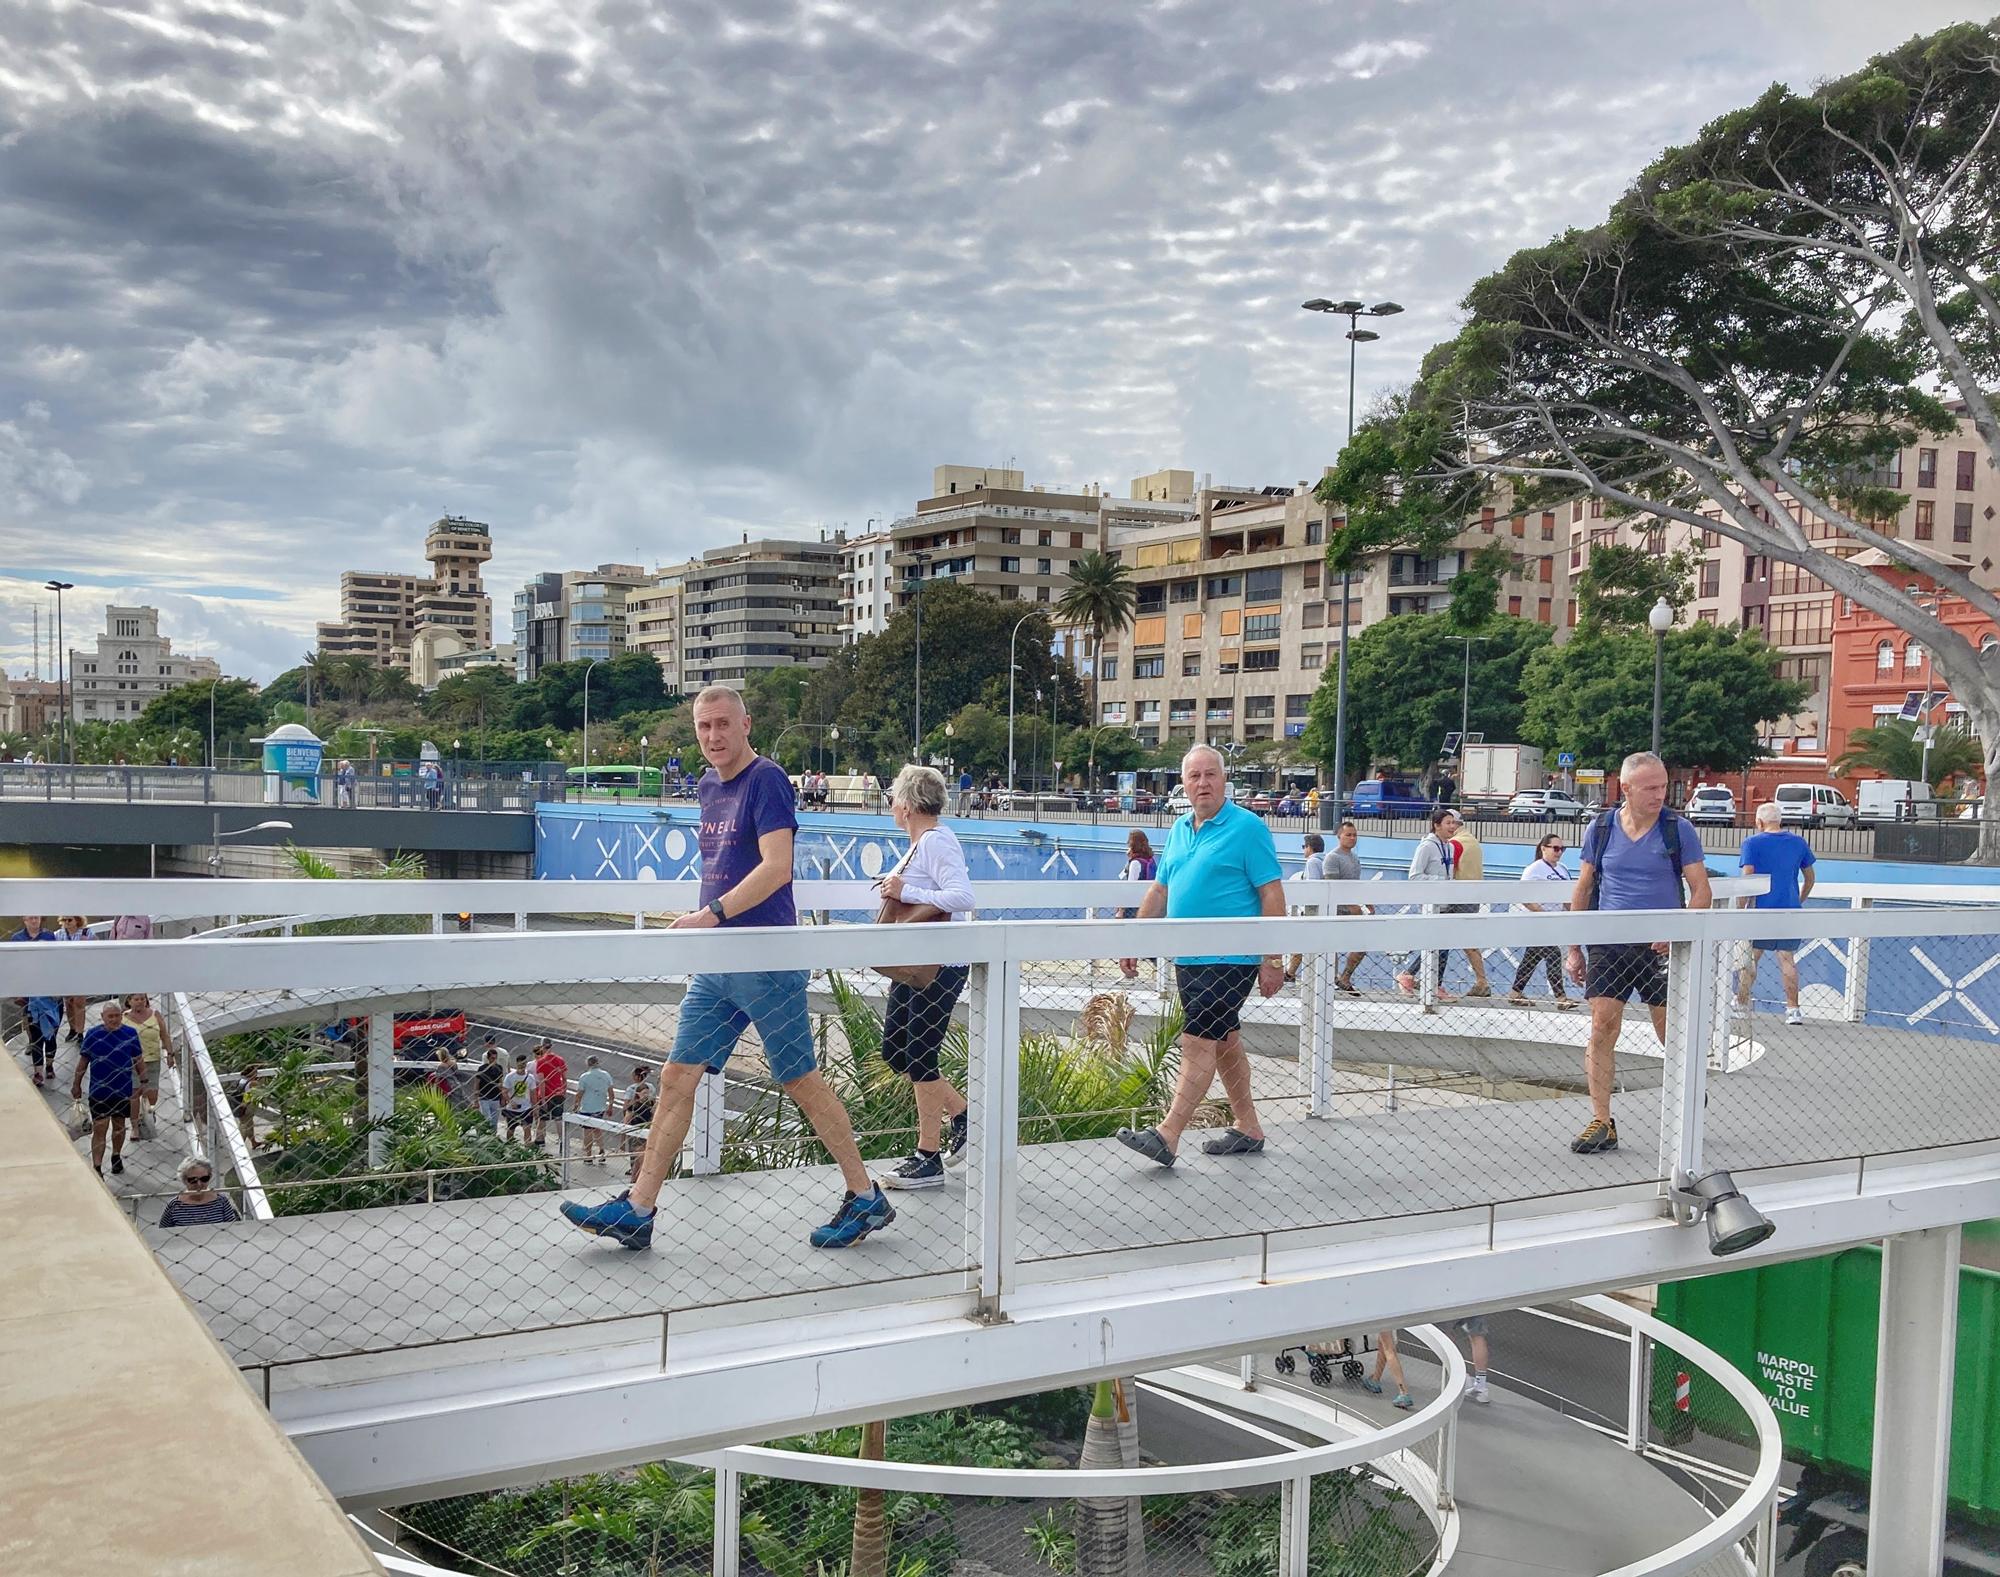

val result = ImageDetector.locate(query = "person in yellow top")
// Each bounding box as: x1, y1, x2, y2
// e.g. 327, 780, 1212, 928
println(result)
1446, 822, 1493, 998
1305, 785, 1321, 815
123, 992, 175, 1139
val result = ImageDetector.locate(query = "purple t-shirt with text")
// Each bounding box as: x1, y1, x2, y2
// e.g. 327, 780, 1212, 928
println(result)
698, 755, 798, 928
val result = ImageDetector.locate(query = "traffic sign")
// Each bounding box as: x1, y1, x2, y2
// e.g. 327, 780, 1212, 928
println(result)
1440, 731, 1462, 759
668, 755, 682, 773
1557, 751, 1576, 768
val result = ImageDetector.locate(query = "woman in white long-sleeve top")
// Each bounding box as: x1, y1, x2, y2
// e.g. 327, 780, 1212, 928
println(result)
875, 764, 978, 1190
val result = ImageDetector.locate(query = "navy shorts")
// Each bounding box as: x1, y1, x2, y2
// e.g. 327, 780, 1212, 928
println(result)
882, 966, 968, 1083
1585, 943, 1669, 1007
1175, 962, 1260, 1043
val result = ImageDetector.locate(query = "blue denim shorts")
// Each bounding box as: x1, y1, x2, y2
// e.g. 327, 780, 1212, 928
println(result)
670, 969, 818, 1086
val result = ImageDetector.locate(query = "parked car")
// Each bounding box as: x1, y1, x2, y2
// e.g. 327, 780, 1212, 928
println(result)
1348, 778, 1428, 818
1164, 787, 1193, 816
1773, 782, 1858, 829
1857, 777, 1939, 824
1245, 792, 1277, 815
1685, 784, 1737, 827
1274, 793, 1305, 817
1506, 788, 1589, 822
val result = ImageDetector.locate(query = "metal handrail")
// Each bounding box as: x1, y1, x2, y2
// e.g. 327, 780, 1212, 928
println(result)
171, 991, 272, 1220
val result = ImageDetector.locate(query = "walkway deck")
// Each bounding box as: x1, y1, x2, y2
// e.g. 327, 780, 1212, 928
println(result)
142, 1012, 1989, 1369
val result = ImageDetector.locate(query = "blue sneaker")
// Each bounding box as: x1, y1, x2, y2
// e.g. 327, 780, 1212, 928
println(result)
809, 1186, 895, 1249
560, 1190, 655, 1250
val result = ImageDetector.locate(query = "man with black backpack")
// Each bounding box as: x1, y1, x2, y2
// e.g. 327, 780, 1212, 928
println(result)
1564, 751, 1711, 1155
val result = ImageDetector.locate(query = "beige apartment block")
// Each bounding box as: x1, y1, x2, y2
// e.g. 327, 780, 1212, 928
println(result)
1581, 406, 2000, 747
68, 604, 221, 722
680, 537, 846, 689
627, 568, 688, 693
316, 515, 494, 679
1094, 484, 1570, 757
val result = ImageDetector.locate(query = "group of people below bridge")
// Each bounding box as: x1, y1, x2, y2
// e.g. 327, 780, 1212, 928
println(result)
555, 687, 1819, 1257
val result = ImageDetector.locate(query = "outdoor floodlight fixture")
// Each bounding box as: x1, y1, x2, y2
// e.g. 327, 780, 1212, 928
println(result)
1671, 1169, 1775, 1257
1348, 329, 1380, 343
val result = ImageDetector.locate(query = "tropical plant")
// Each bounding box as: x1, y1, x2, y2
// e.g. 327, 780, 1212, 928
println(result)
1055, 552, 1137, 791
511, 1460, 715, 1577
1832, 717, 1986, 793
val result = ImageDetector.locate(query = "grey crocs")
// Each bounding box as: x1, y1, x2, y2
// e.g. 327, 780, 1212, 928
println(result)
1116, 1126, 1177, 1167
1201, 1128, 1266, 1156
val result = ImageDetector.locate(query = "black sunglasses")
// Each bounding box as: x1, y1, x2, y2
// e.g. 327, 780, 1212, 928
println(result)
186, 1173, 212, 1185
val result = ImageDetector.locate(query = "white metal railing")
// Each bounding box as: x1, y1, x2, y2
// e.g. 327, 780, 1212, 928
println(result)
170, 991, 272, 1219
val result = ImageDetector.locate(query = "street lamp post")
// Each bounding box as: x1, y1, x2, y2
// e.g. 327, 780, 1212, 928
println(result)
908, 551, 932, 759
210, 816, 292, 877
1006, 610, 1036, 795
44, 580, 73, 765
581, 658, 606, 780
1443, 636, 1487, 786
1648, 597, 1674, 755
639, 734, 649, 788
1300, 298, 1403, 822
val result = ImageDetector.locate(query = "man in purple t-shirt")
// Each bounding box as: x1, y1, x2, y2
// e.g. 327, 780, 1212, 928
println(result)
561, 686, 893, 1252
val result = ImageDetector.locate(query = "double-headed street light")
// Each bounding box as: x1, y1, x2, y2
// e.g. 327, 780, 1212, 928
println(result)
1300, 298, 1404, 823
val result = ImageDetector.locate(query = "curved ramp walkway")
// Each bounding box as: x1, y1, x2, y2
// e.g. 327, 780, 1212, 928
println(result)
0, 1055, 377, 1577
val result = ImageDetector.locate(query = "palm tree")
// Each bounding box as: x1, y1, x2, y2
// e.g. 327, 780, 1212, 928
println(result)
1055, 552, 1136, 793
1832, 717, 1985, 793
301, 649, 340, 709
850, 1417, 890, 1577
1076, 1379, 1143, 1577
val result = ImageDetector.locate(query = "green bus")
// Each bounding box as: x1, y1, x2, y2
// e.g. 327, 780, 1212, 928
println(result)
565, 764, 666, 799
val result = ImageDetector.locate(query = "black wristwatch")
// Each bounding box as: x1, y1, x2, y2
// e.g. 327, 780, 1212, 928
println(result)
707, 898, 727, 922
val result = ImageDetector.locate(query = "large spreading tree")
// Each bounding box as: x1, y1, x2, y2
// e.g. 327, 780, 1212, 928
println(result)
1320, 20, 2000, 857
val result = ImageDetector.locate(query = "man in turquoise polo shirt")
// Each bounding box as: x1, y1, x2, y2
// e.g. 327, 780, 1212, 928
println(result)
1116, 744, 1286, 1166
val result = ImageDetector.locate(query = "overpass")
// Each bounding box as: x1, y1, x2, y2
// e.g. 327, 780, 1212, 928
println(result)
5, 875, 1995, 1573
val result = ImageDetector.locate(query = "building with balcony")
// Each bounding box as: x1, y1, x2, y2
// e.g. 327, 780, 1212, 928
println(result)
839, 530, 897, 642
316, 516, 494, 676
67, 605, 221, 722
679, 537, 846, 689
507, 564, 654, 683
626, 568, 689, 693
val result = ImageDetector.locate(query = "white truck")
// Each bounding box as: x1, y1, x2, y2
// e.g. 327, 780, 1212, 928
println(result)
1459, 743, 1546, 810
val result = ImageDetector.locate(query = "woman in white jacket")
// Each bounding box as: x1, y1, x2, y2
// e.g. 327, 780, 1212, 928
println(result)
875, 765, 978, 1190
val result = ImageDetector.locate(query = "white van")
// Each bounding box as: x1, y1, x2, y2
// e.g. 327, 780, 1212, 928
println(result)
1856, 778, 1938, 825
1772, 782, 1858, 829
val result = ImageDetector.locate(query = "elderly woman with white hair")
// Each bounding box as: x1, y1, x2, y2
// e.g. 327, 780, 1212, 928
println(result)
159, 1156, 241, 1228
873, 764, 978, 1190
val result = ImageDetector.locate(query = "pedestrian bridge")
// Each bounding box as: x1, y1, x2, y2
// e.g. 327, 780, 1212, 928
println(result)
7, 875, 1999, 1574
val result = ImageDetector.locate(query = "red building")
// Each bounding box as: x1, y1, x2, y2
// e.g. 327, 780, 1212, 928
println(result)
1823, 550, 1996, 791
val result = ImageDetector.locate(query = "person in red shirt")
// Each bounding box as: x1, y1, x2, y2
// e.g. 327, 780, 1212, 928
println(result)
532, 1040, 568, 1147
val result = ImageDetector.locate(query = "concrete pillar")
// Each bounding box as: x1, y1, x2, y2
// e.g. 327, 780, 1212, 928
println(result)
367, 1014, 395, 1170
1869, 1224, 1961, 1576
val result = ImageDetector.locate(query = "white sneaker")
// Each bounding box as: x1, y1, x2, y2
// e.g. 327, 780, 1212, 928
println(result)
1784, 1007, 1805, 1026
1468, 1373, 1490, 1405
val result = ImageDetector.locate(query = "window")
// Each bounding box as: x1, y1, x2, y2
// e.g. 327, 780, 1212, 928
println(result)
1070, 533, 1084, 549
1102, 701, 1126, 723
1139, 700, 1160, 722
1205, 699, 1234, 721
1133, 616, 1167, 647
1301, 645, 1324, 669
1480, 507, 1496, 532
1182, 612, 1203, 639
1182, 653, 1201, 677
1286, 693, 1311, 718
1245, 695, 1275, 719
1918, 448, 1938, 488
1100, 657, 1118, 681
1000, 556, 1020, 574
1303, 562, 1320, 590
1877, 640, 1896, 671
1136, 585, 1165, 613
1244, 649, 1280, 671
1508, 595, 1522, 617
1541, 512, 1556, 540
1915, 500, 1935, 539
1959, 450, 1979, 489
1907, 641, 1925, 671
1036, 586, 1051, 602
1001, 528, 1021, 545
1589, 498, 1603, 518
1171, 579, 1198, 603
1572, 500, 1585, 523
1245, 567, 1283, 601
1511, 515, 1526, 538
1303, 601, 1325, 629
1699, 561, 1721, 598
1956, 501, 1974, 543
1038, 529, 1054, 546
1037, 558, 1053, 576
1538, 557, 1554, 584
1205, 575, 1241, 598
1169, 699, 1195, 722
1243, 611, 1281, 642
1565, 598, 1577, 627
1537, 598, 1552, 624
1134, 655, 1164, 679
1306, 519, 1324, 546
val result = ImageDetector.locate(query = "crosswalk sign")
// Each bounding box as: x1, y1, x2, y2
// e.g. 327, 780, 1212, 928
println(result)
1557, 751, 1576, 768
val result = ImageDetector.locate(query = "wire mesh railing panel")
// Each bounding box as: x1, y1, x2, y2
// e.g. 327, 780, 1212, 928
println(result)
388, 1465, 717, 1577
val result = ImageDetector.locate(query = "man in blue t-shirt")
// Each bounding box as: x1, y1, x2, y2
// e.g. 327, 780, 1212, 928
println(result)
1114, 744, 1285, 1169
561, 686, 891, 1253
71, 1000, 144, 1177
1735, 801, 1817, 1027
1564, 752, 1712, 1156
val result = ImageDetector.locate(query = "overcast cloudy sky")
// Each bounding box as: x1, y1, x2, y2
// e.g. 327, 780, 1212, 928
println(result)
0, 0, 1989, 684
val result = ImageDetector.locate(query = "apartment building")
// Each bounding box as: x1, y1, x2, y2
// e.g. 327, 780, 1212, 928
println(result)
838, 530, 897, 642
1093, 483, 1569, 756
679, 537, 845, 689
1580, 407, 2000, 749
317, 516, 494, 674
626, 567, 688, 693
508, 563, 653, 682
68, 605, 221, 722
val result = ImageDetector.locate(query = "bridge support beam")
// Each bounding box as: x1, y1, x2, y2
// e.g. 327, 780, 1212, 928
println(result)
367, 1015, 394, 1170
1869, 1223, 1960, 1577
